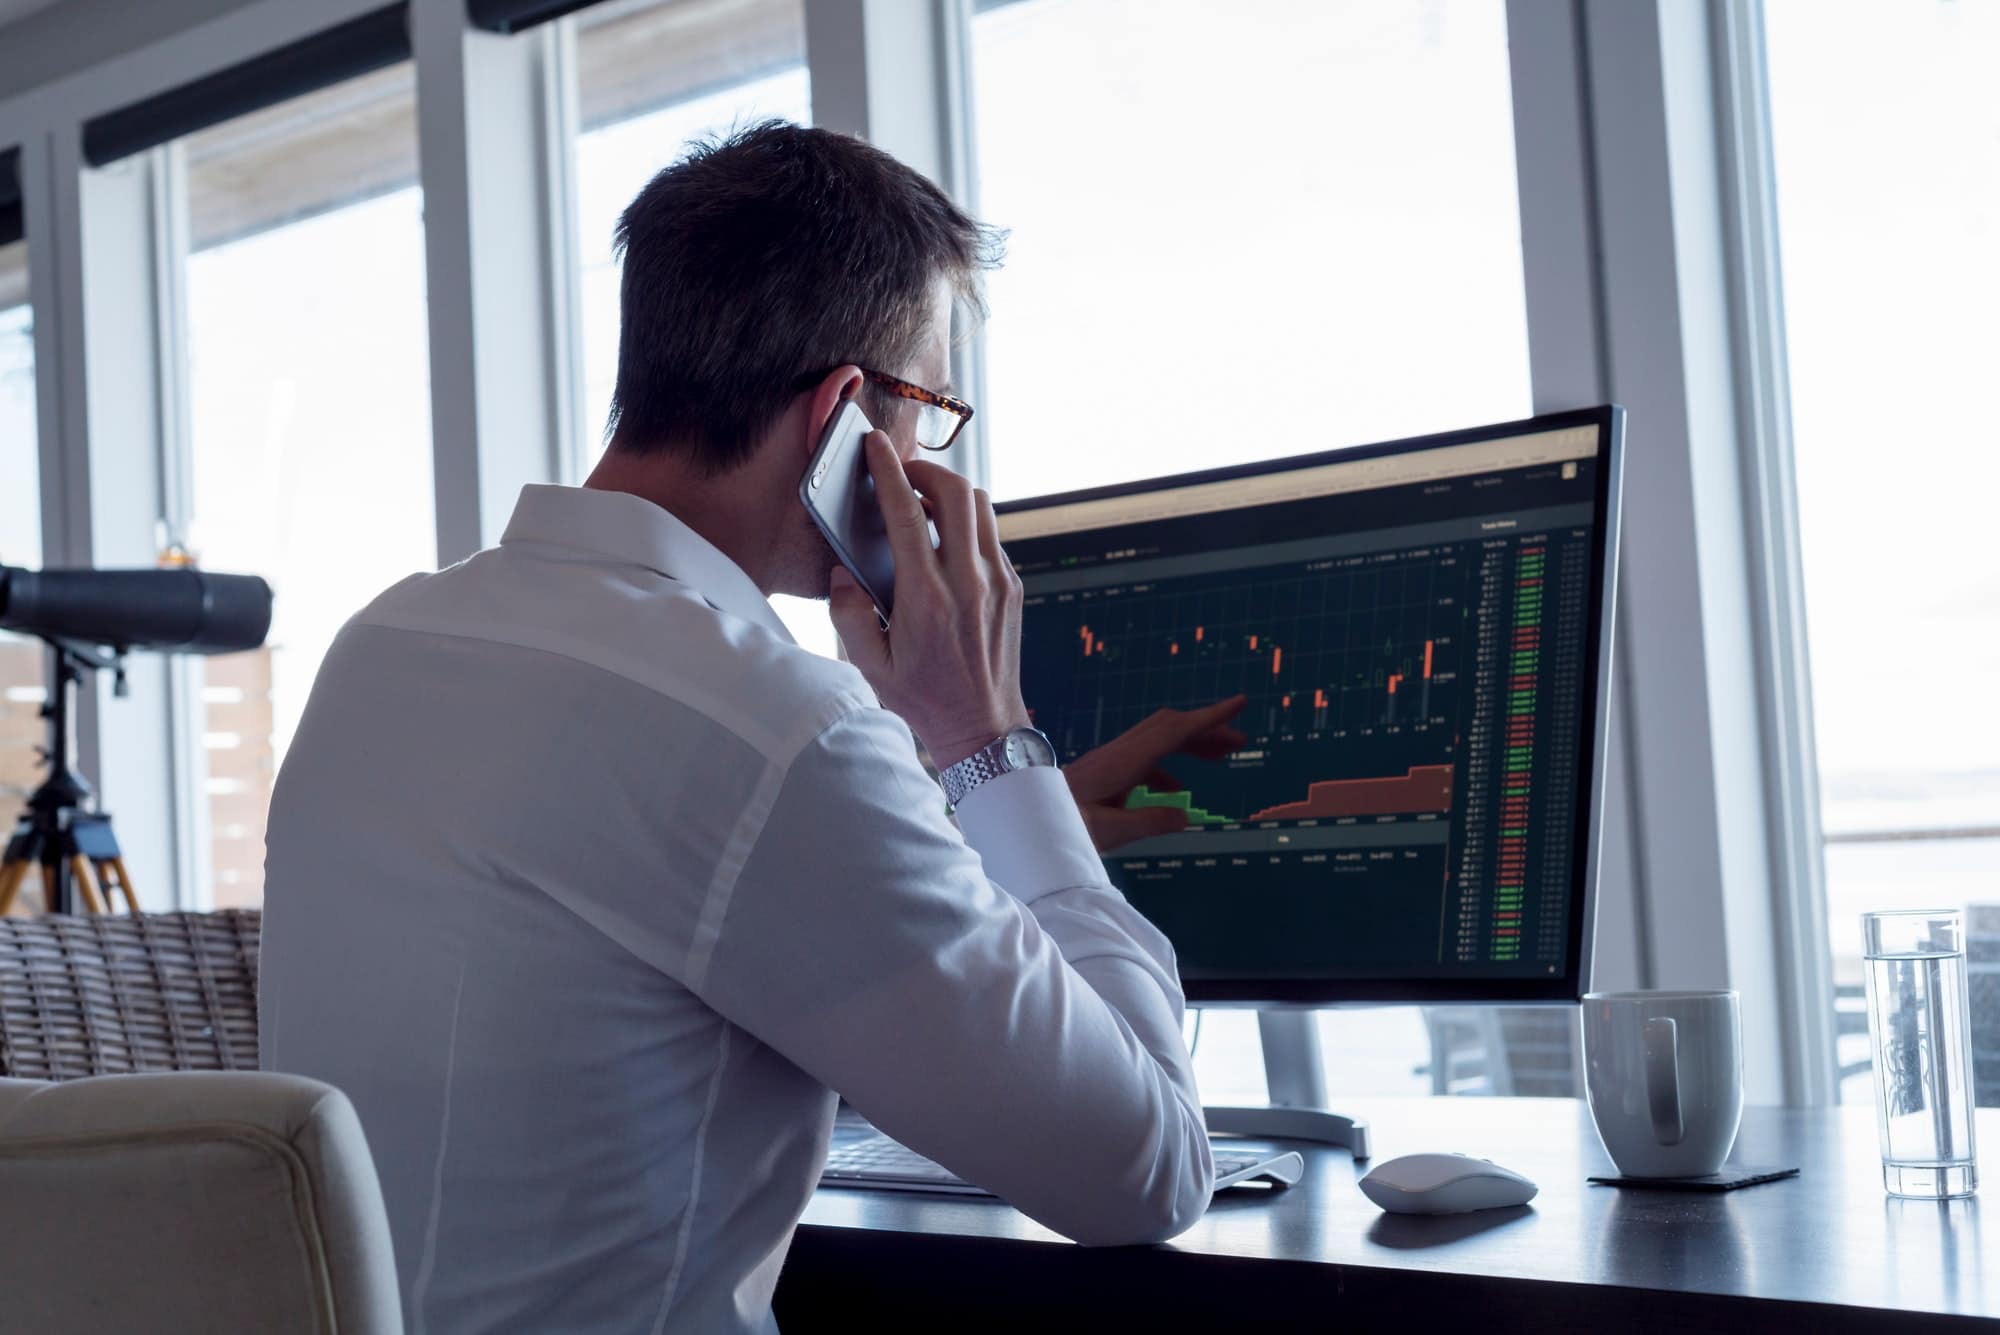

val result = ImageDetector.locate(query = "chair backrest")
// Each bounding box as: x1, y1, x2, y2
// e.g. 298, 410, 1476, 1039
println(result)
1421, 1006, 1583, 1098
0, 1070, 402, 1334
0, 910, 261, 1079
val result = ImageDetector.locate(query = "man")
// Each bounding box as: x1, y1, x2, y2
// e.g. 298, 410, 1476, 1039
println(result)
261, 121, 1244, 1333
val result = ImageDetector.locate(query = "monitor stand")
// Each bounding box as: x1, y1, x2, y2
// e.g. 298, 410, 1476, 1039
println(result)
1203, 1010, 1372, 1160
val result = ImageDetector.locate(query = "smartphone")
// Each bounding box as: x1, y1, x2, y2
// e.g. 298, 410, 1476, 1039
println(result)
800, 398, 897, 618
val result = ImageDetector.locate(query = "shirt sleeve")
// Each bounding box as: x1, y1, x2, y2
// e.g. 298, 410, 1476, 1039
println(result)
689, 706, 1212, 1247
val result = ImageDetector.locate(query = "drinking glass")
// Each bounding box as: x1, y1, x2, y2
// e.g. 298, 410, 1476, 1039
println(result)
1863, 909, 1978, 1198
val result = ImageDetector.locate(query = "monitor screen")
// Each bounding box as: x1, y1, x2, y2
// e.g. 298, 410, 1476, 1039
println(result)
997, 407, 1623, 1004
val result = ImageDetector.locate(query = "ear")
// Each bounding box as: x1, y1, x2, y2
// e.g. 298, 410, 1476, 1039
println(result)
803, 365, 867, 458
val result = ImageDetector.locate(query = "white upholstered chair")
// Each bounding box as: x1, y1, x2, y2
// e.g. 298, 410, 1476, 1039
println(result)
0, 1071, 401, 1334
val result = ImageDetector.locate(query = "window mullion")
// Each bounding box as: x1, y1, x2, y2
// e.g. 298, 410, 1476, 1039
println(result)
1709, 0, 1836, 1105
544, 18, 589, 482
41, 137, 187, 907
150, 139, 213, 911
1510, 0, 1825, 1105
1505, 0, 1654, 1001
411, 0, 566, 565
22, 131, 74, 572
933, 0, 991, 491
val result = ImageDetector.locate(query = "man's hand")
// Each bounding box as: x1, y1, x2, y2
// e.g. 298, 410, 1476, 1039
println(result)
1065, 696, 1248, 853
829, 432, 1029, 768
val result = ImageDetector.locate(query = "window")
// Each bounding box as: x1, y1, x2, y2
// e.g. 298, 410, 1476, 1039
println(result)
176, 64, 434, 907
974, 0, 1553, 1099
1, 230, 43, 876
568, 0, 831, 653
971, 0, 1532, 502
1765, 0, 2000, 1101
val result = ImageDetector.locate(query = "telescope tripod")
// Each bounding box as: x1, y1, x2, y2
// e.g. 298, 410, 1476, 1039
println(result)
0, 642, 141, 917
0, 811, 139, 916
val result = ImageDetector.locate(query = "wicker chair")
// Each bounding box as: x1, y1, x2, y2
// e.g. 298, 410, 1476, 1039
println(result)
0, 910, 262, 1080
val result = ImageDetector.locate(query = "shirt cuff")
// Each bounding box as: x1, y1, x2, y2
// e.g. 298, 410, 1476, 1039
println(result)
952, 764, 1108, 903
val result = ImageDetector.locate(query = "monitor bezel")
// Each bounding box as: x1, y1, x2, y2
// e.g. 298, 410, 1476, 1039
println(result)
995, 405, 1625, 1005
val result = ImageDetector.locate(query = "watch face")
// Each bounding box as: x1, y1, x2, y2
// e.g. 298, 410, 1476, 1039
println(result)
1010, 727, 1056, 767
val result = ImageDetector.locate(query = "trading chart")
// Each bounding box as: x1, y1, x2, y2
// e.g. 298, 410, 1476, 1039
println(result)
1008, 439, 1604, 982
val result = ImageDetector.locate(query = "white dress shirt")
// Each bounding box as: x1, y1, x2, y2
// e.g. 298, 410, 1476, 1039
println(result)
260, 484, 1211, 1334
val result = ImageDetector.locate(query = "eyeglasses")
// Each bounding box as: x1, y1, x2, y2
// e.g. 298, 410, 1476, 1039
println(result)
828, 367, 976, 451
859, 369, 975, 452
793, 366, 976, 451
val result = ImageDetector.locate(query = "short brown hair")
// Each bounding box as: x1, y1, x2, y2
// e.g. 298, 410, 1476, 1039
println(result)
608, 120, 1002, 472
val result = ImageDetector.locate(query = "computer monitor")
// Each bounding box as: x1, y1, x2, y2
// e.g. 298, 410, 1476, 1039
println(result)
997, 406, 1623, 1006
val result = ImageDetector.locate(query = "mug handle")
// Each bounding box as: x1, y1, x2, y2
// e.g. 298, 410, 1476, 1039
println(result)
1642, 1016, 1684, 1147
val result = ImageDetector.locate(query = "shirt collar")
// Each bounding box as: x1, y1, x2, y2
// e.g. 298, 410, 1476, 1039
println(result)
500, 484, 795, 645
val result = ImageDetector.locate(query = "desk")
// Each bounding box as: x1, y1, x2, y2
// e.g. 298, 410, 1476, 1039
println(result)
775, 1098, 1999, 1332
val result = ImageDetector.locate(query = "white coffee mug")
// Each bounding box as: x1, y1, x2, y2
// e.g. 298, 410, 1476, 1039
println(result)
1582, 990, 1743, 1178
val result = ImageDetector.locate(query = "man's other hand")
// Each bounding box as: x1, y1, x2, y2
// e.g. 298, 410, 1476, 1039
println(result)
1064, 696, 1248, 853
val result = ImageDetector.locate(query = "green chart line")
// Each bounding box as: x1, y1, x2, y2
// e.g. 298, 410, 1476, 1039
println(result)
1124, 786, 1234, 825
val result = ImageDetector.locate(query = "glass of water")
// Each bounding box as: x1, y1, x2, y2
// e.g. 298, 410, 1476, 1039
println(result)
1863, 909, 1978, 1198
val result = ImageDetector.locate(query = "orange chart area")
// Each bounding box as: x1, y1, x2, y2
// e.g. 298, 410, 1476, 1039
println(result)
1247, 765, 1454, 821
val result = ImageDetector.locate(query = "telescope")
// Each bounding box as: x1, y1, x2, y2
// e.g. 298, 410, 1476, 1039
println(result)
0, 565, 273, 654
0, 564, 274, 916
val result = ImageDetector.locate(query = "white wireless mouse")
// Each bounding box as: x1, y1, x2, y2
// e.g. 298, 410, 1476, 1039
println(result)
1358, 1152, 1539, 1214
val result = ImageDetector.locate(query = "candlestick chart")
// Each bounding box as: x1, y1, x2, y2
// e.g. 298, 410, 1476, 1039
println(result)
1022, 542, 1464, 830
1017, 520, 1595, 975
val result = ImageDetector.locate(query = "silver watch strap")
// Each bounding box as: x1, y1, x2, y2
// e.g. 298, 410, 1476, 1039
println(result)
939, 737, 1010, 810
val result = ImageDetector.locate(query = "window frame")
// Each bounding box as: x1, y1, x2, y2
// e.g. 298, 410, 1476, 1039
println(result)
0, 0, 1843, 1106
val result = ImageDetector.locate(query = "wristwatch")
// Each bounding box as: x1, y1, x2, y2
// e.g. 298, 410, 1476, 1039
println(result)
938, 725, 1059, 810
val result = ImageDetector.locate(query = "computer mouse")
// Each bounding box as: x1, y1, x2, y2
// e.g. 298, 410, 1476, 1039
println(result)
1357, 1152, 1538, 1214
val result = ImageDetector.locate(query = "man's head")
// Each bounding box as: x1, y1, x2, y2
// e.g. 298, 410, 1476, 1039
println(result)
601, 121, 1002, 598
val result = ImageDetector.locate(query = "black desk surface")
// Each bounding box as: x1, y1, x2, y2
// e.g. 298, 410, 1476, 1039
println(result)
778, 1098, 2000, 1333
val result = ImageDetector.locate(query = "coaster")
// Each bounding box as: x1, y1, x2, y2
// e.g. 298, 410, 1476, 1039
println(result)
1588, 1164, 1799, 1191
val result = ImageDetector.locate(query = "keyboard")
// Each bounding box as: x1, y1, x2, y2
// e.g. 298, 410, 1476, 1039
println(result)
820, 1133, 1305, 1197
